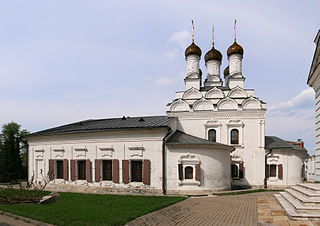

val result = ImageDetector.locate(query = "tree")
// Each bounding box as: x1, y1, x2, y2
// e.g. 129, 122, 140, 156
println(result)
0, 122, 29, 180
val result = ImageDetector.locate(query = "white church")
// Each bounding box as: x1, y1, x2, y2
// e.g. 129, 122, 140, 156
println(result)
27, 22, 307, 195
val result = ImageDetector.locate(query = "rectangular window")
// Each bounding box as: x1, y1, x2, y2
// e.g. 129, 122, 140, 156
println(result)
102, 160, 112, 181
78, 160, 86, 180
231, 164, 239, 178
131, 160, 142, 182
270, 164, 277, 177
56, 160, 64, 179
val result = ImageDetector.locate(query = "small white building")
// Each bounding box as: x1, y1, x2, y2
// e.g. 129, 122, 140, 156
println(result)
28, 26, 307, 195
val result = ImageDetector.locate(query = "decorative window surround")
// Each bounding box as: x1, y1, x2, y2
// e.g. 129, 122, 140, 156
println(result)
204, 120, 222, 142
128, 145, 144, 157
52, 149, 65, 158
178, 153, 200, 187
227, 120, 244, 146
98, 146, 114, 158
34, 149, 44, 158
73, 147, 87, 158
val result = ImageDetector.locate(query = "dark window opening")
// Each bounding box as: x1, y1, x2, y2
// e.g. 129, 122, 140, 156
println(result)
231, 129, 239, 144
270, 164, 277, 177
78, 160, 86, 180
131, 160, 142, 182
102, 160, 112, 181
231, 164, 239, 178
56, 160, 63, 179
185, 166, 193, 179
208, 129, 216, 142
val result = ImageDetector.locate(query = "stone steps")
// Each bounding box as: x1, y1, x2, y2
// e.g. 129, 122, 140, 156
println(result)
275, 183, 320, 220
291, 185, 320, 201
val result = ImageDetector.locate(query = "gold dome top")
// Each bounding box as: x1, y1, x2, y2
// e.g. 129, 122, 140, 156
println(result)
224, 66, 229, 77
185, 42, 202, 57
204, 46, 222, 62
227, 41, 244, 57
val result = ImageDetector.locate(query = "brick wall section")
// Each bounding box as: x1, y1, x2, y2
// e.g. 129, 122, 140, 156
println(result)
70, 160, 75, 181
86, 159, 91, 182
143, 159, 150, 185
195, 163, 200, 181
112, 159, 119, 183
95, 159, 101, 182
49, 159, 54, 180
122, 160, 129, 184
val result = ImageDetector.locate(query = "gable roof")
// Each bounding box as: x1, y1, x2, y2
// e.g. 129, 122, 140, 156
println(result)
166, 130, 235, 151
308, 29, 320, 84
29, 116, 173, 137
265, 136, 306, 152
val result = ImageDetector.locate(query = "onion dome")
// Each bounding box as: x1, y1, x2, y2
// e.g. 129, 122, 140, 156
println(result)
224, 66, 229, 77
185, 42, 202, 58
227, 41, 244, 57
204, 46, 222, 63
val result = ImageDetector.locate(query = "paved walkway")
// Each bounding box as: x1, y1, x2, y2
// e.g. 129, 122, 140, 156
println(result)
127, 192, 320, 226
1, 192, 320, 225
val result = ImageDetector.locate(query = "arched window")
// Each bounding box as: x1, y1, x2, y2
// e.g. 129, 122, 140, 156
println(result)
231, 129, 239, 144
208, 129, 216, 142
185, 166, 193, 179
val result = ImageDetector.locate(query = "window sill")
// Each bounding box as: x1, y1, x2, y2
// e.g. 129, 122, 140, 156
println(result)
178, 180, 200, 186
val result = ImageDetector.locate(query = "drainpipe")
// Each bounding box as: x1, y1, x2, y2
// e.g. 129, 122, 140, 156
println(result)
162, 128, 172, 195
264, 149, 272, 189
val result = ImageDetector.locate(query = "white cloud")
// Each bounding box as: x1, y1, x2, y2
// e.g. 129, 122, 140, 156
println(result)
269, 88, 314, 112
145, 76, 177, 86
267, 88, 315, 154
168, 30, 191, 49
164, 48, 179, 59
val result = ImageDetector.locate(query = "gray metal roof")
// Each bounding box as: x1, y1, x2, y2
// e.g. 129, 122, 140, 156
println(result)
166, 130, 235, 151
265, 136, 306, 151
29, 116, 173, 137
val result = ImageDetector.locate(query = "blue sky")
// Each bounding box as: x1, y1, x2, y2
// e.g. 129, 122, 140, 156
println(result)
0, 1, 318, 153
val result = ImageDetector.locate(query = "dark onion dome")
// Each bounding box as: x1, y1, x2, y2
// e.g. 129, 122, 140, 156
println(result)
204, 46, 222, 62
227, 41, 244, 57
224, 66, 229, 77
185, 42, 202, 57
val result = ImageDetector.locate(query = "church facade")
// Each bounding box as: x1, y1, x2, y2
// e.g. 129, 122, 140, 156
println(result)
27, 25, 307, 195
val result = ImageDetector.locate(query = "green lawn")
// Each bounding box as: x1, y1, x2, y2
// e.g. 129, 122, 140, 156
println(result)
0, 192, 186, 225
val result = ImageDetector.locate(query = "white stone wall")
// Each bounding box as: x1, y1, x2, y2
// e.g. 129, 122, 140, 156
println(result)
166, 145, 231, 194
167, 111, 266, 188
266, 149, 306, 187
28, 128, 168, 193
306, 155, 316, 182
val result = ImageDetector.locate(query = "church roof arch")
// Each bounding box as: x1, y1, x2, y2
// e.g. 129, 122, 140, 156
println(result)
182, 87, 203, 100
242, 96, 262, 110
169, 99, 190, 112
228, 86, 247, 98
205, 87, 225, 99
217, 97, 239, 111
193, 98, 214, 111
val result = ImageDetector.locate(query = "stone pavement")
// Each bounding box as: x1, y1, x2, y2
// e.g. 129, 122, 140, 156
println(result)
127, 192, 320, 226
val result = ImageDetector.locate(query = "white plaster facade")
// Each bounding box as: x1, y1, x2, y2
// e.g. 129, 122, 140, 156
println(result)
28, 30, 308, 195
308, 29, 320, 181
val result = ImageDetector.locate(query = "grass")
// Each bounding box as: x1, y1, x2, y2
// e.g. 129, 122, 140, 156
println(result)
215, 189, 283, 196
0, 192, 186, 225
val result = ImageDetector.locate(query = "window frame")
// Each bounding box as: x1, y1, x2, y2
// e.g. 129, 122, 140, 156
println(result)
77, 160, 86, 180
184, 166, 194, 180
130, 160, 143, 182
55, 160, 64, 179
102, 160, 113, 181
230, 129, 239, 145
208, 129, 216, 142
269, 164, 277, 177
231, 164, 239, 179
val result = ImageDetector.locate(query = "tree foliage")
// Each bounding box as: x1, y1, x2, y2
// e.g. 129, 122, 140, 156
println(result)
0, 122, 29, 180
